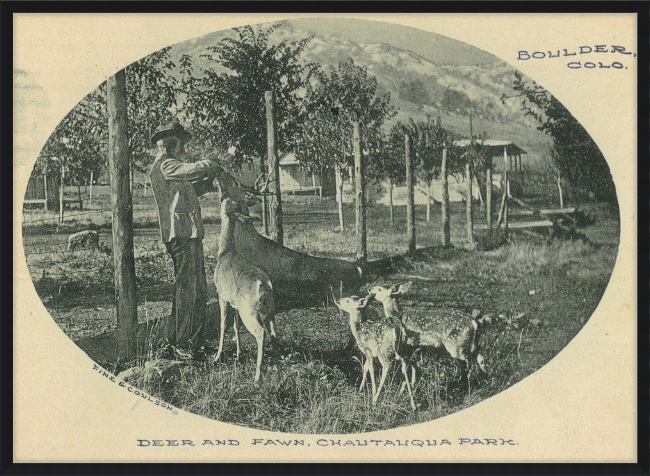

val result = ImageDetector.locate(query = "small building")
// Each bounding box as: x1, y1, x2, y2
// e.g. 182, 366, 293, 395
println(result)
455, 139, 527, 172
279, 152, 325, 196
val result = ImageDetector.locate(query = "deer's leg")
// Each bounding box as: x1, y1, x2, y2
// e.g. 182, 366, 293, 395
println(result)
367, 356, 377, 401
400, 358, 417, 412
399, 360, 417, 394
269, 318, 277, 339
253, 326, 265, 384
476, 352, 487, 373
233, 313, 240, 360
374, 357, 390, 405
359, 358, 369, 392
214, 298, 230, 363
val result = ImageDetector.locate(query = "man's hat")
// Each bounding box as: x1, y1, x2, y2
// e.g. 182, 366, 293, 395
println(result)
150, 120, 192, 145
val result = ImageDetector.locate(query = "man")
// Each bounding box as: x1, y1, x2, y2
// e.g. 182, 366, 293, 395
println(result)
149, 120, 219, 356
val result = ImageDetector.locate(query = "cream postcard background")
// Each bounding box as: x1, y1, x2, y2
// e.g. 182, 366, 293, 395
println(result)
14, 13, 637, 463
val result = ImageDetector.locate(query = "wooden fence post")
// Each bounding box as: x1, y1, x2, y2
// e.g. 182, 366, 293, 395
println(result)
405, 133, 416, 254
335, 164, 345, 232
260, 157, 269, 236
43, 173, 49, 210
441, 148, 450, 247
353, 122, 367, 264
108, 69, 137, 363
486, 165, 492, 230
89, 170, 94, 204
466, 161, 474, 243
265, 91, 283, 245
503, 146, 509, 230
58, 162, 65, 223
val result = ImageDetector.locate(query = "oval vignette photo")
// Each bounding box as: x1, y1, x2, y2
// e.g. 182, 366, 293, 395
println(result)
20, 18, 620, 434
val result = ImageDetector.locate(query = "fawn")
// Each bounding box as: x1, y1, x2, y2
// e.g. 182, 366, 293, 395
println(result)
213, 198, 276, 383
369, 282, 488, 387
333, 293, 416, 411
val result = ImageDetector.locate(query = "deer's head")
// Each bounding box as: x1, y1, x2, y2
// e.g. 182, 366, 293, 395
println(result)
368, 282, 413, 303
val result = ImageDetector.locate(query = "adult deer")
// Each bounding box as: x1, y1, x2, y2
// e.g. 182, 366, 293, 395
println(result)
332, 293, 416, 411
213, 197, 276, 383
369, 282, 488, 391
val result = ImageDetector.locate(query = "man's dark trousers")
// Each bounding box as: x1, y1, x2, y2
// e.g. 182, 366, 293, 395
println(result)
164, 237, 207, 348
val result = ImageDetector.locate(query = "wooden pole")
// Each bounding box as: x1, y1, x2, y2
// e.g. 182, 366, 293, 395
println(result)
388, 177, 395, 226
466, 161, 473, 243
353, 122, 366, 264
405, 133, 416, 254
261, 157, 269, 236
59, 162, 64, 223
89, 170, 94, 204
107, 69, 137, 363
265, 91, 283, 245
441, 148, 450, 247
43, 173, 49, 210
486, 165, 492, 230
336, 164, 344, 232
503, 146, 509, 230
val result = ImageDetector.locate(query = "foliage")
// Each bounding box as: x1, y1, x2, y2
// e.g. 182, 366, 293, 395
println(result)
185, 24, 317, 168
36, 87, 107, 183
124, 46, 178, 174
374, 118, 461, 188
36, 46, 180, 183
502, 71, 615, 202
441, 87, 471, 113
293, 58, 396, 175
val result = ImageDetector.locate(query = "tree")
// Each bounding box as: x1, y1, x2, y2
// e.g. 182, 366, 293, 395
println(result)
185, 24, 316, 170
124, 46, 178, 177
502, 71, 615, 202
294, 58, 395, 231
368, 127, 406, 226
35, 86, 107, 189
36, 47, 180, 191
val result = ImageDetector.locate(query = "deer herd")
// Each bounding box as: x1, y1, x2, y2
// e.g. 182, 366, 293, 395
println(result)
212, 196, 490, 411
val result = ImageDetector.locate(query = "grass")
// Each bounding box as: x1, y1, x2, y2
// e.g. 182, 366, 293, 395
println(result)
21, 191, 620, 433
116, 232, 615, 433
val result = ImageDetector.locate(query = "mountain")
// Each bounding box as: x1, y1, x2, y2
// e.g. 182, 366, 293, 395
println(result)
168, 19, 551, 164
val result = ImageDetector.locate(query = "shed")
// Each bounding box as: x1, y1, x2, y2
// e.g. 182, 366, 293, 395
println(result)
279, 152, 324, 196
456, 139, 527, 172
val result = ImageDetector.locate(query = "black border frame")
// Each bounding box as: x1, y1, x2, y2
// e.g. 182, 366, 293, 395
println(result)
4, 2, 648, 475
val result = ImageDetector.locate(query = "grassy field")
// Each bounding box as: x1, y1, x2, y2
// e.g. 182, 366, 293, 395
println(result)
22, 185, 619, 433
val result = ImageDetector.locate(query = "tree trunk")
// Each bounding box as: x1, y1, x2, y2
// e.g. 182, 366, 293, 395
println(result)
336, 164, 344, 232
353, 122, 366, 264
59, 162, 64, 223
486, 166, 492, 230
557, 172, 564, 209
262, 157, 269, 236
405, 133, 416, 254
265, 91, 283, 245
441, 148, 450, 247
89, 170, 94, 204
107, 69, 137, 363
503, 146, 509, 230
43, 173, 49, 210
426, 181, 431, 222
389, 177, 394, 226
466, 162, 474, 243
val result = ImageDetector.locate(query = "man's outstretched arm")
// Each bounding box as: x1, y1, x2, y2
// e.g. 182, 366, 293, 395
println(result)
160, 157, 219, 182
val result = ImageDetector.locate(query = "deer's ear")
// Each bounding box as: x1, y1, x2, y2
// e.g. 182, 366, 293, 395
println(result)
358, 297, 370, 308
396, 281, 413, 295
